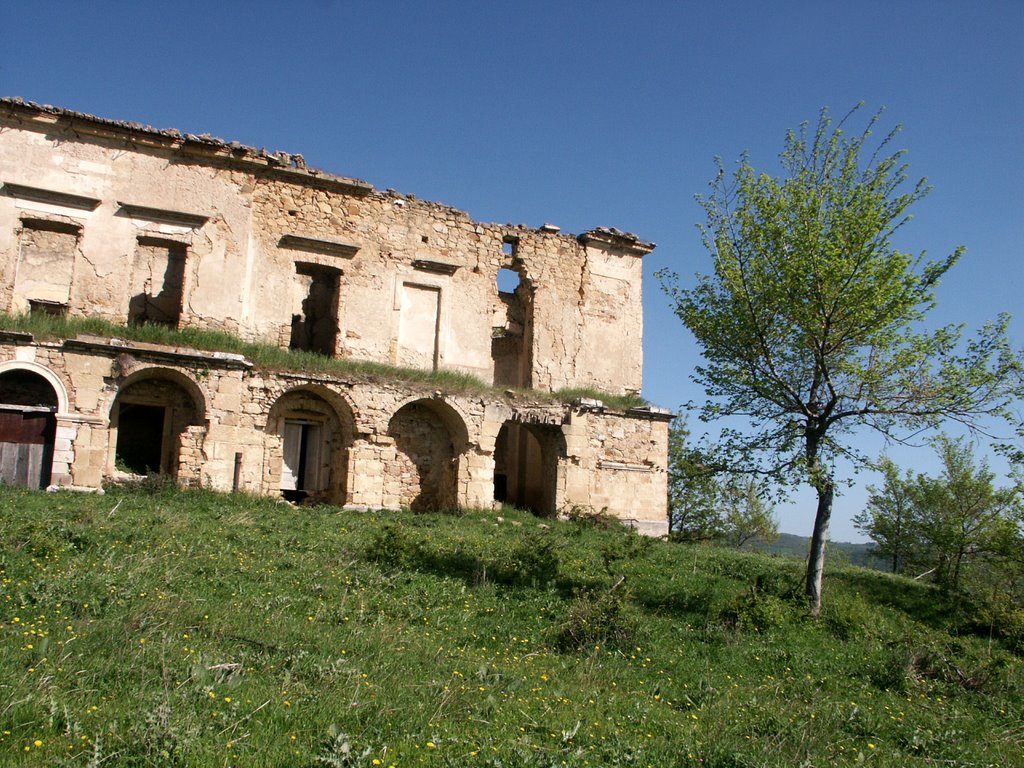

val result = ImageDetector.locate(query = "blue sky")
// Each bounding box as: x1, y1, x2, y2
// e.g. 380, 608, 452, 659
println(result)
3, 0, 1022, 541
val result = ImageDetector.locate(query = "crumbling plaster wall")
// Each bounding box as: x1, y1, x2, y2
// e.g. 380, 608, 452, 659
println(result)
1, 103, 648, 395
0, 123, 249, 331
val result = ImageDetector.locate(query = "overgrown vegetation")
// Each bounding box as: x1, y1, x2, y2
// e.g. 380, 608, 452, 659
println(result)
667, 417, 779, 546
1, 485, 1021, 766
0, 313, 643, 408
854, 436, 1024, 650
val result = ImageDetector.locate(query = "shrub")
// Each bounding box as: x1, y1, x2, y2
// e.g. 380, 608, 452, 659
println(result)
555, 588, 636, 651
364, 524, 420, 569
497, 532, 560, 587
718, 589, 795, 633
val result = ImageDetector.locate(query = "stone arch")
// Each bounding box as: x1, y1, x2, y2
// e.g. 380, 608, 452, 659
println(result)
108, 367, 206, 478
265, 384, 355, 505
493, 420, 567, 517
387, 398, 469, 512
0, 360, 69, 414
0, 365, 61, 488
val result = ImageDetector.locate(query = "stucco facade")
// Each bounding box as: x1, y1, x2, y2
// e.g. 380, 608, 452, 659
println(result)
0, 98, 671, 535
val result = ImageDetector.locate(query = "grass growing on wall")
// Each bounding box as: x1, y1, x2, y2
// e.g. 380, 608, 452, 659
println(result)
0, 313, 498, 398
0, 484, 1020, 766
0, 313, 647, 407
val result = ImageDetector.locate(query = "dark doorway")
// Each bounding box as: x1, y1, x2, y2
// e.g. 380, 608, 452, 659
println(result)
115, 403, 166, 474
493, 421, 563, 516
280, 420, 323, 502
0, 369, 58, 489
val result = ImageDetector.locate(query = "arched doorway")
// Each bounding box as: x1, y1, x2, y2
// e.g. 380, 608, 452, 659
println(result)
493, 421, 565, 517
387, 399, 467, 512
0, 369, 58, 488
266, 386, 353, 504
110, 371, 204, 477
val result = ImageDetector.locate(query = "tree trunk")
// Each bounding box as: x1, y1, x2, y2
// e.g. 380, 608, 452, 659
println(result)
805, 480, 834, 616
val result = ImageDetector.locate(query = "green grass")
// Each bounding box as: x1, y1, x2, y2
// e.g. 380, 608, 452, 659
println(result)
1, 313, 646, 408
0, 485, 1020, 767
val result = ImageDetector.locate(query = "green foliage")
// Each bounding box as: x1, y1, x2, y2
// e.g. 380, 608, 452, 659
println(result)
659, 105, 1022, 613
856, 437, 1023, 605
854, 457, 918, 573
554, 588, 637, 652
1, 485, 1023, 766
668, 418, 778, 546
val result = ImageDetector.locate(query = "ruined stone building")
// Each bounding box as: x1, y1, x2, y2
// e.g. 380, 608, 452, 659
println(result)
0, 98, 671, 535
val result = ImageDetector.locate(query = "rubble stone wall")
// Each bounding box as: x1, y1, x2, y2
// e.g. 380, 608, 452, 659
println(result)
0, 99, 670, 534
0, 338, 670, 534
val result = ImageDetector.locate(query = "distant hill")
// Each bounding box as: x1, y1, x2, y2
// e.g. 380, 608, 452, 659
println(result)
747, 531, 891, 571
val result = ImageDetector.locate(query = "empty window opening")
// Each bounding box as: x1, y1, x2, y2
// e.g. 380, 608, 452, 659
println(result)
290, 264, 340, 356
280, 420, 323, 503
0, 370, 58, 489
502, 238, 516, 257
128, 238, 186, 327
493, 421, 563, 517
13, 219, 79, 314
496, 267, 521, 294
115, 403, 166, 474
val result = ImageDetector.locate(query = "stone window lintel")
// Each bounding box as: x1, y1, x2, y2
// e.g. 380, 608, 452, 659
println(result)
3, 182, 100, 212
279, 234, 359, 259
117, 202, 209, 229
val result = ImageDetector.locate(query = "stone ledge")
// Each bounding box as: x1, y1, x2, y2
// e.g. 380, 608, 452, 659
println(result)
63, 335, 252, 370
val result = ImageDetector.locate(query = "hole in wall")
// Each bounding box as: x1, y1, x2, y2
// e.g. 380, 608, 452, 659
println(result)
497, 267, 521, 294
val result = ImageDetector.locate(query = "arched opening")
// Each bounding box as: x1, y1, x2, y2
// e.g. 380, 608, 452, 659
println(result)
110, 371, 204, 477
387, 399, 466, 512
493, 421, 565, 517
266, 387, 353, 505
0, 369, 58, 488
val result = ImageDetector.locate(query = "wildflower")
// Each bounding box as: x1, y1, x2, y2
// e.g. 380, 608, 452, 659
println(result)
34, 740, 42, 747
426, 741, 436, 749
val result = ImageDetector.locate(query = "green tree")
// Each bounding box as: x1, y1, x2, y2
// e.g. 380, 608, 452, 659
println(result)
660, 106, 1021, 614
912, 436, 1019, 592
667, 417, 778, 546
666, 416, 722, 541
719, 476, 779, 548
853, 457, 920, 573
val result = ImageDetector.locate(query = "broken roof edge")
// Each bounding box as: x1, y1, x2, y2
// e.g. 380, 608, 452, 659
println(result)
578, 227, 656, 255
1, 98, 655, 250
0, 97, 374, 196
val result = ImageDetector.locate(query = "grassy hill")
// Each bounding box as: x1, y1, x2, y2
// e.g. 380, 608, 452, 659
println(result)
0, 485, 1020, 767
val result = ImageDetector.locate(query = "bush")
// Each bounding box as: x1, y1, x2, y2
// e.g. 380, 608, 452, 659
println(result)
718, 589, 795, 633
555, 587, 637, 652
497, 532, 560, 587
820, 591, 874, 640
364, 524, 420, 568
